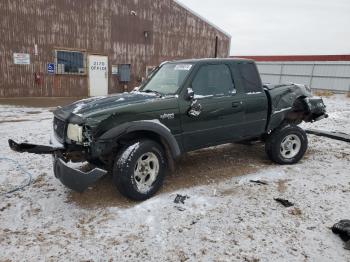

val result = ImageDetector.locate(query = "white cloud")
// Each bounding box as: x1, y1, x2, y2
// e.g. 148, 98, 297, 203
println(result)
176, 0, 350, 55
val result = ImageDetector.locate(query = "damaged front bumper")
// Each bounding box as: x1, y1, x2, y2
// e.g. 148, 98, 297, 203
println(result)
8, 139, 107, 193
53, 157, 107, 193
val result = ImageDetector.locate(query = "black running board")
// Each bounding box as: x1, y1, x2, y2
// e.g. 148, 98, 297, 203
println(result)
305, 129, 350, 143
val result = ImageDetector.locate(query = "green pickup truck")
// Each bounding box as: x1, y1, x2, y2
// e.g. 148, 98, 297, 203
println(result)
9, 58, 327, 200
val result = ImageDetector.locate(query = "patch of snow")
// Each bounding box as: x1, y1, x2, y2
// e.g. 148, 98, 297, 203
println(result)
76, 96, 106, 103
118, 142, 140, 166
247, 91, 262, 95
273, 107, 292, 114
65, 161, 89, 170
131, 91, 158, 97
161, 94, 179, 99
49, 130, 64, 148
72, 103, 85, 114
174, 64, 192, 71
194, 94, 214, 99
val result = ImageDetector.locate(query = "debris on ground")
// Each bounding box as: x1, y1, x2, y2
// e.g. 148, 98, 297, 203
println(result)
288, 207, 302, 216
249, 179, 268, 185
175, 206, 186, 212
0, 203, 11, 212
274, 198, 294, 207
174, 194, 190, 204
306, 129, 350, 143
332, 220, 350, 243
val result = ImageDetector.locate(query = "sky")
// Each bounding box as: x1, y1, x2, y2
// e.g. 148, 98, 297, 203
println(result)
176, 0, 350, 56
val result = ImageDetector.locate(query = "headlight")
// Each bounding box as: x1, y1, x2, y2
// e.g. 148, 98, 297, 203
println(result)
67, 124, 83, 143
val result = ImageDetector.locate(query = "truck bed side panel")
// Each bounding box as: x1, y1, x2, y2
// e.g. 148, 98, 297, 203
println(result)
243, 92, 269, 137
264, 84, 311, 131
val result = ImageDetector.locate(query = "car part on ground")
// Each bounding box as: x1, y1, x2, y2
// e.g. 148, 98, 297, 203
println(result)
174, 194, 190, 204
249, 180, 268, 185
332, 220, 350, 250
274, 198, 294, 207
8, 139, 64, 154
306, 129, 350, 143
53, 158, 107, 193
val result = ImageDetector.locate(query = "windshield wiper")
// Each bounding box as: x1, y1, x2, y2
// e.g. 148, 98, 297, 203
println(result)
142, 89, 163, 97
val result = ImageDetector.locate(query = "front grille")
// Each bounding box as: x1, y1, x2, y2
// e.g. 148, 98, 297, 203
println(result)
53, 117, 66, 141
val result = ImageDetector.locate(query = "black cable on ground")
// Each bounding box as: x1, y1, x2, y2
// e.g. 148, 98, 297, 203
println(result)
0, 157, 33, 196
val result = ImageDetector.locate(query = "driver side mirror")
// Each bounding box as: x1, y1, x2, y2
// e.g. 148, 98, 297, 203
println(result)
186, 88, 195, 101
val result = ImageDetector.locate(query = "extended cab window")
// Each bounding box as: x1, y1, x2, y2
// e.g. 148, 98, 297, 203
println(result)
239, 63, 262, 93
192, 64, 235, 97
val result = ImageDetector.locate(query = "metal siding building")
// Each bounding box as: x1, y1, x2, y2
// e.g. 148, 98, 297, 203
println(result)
235, 55, 350, 93
0, 0, 231, 97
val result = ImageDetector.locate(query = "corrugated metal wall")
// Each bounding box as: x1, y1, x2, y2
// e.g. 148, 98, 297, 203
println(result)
0, 0, 231, 97
257, 62, 350, 92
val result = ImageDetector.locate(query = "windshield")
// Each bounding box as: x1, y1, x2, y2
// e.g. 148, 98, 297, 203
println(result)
141, 63, 193, 95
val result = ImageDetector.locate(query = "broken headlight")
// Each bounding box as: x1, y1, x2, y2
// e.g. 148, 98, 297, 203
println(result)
67, 124, 83, 143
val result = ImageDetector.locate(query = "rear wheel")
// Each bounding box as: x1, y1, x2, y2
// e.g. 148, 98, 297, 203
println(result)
265, 124, 308, 165
113, 140, 167, 200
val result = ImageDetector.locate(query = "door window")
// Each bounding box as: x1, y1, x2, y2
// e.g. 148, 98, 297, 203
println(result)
192, 64, 235, 97
238, 63, 262, 93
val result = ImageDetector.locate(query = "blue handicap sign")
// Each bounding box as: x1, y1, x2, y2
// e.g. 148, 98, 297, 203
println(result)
47, 63, 55, 74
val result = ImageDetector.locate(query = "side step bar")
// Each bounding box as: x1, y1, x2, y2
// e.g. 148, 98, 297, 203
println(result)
305, 129, 350, 143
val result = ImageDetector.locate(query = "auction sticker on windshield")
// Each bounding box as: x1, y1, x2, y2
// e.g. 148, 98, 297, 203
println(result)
174, 64, 192, 71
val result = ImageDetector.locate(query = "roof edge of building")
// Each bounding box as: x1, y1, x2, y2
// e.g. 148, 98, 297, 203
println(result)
172, 0, 231, 39
231, 55, 350, 62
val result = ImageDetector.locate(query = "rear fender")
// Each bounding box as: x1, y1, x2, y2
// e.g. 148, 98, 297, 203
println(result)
267, 96, 327, 132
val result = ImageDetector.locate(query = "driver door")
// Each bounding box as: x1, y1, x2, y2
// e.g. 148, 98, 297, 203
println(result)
179, 63, 245, 151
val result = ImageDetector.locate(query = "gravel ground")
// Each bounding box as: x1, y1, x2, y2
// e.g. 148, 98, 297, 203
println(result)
0, 95, 349, 261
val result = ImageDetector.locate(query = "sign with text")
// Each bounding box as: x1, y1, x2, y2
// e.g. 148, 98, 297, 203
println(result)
112, 65, 119, 75
13, 53, 30, 65
47, 63, 55, 74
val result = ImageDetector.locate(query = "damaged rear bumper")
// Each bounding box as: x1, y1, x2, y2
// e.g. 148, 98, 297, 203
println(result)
8, 139, 107, 193
304, 97, 328, 122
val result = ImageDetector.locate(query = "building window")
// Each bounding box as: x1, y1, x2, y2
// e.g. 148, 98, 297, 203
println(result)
55, 50, 86, 75
119, 64, 131, 82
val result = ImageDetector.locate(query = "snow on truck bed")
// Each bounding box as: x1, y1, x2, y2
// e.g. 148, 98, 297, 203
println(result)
0, 95, 349, 261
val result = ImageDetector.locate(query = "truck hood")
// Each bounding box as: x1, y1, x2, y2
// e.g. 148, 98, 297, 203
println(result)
54, 91, 163, 121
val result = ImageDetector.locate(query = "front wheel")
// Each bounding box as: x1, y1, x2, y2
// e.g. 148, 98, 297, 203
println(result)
113, 140, 167, 201
265, 124, 308, 165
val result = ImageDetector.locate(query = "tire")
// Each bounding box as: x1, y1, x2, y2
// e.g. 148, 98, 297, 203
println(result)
265, 124, 308, 165
113, 139, 167, 201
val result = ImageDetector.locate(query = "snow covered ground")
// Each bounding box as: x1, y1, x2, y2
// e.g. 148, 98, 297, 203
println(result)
0, 95, 349, 261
